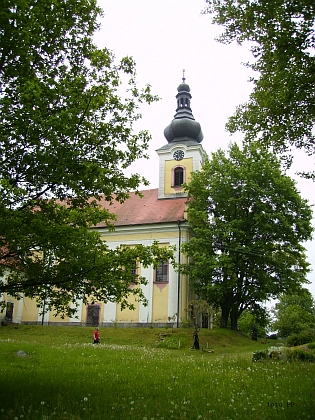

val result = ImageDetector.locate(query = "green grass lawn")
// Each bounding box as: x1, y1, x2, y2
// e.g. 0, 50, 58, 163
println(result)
0, 325, 314, 419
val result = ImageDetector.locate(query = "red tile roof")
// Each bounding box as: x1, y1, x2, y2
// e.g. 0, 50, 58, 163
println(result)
96, 188, 187, 227
0, 245, 20, 269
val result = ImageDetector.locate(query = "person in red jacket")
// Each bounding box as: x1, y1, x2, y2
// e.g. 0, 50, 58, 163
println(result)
93, 327, 100, 344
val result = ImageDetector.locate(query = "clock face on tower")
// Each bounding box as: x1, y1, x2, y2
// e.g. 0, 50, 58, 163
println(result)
173, 150, 185, 161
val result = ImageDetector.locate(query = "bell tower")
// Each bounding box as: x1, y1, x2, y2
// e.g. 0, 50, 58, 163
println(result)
156, 73, 205, 199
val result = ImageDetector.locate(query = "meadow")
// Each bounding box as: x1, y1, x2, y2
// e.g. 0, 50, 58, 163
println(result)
0, 325, 314, 420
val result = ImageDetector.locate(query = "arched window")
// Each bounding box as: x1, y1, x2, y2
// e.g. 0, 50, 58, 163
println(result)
174, 167, 183, 186
173, 167, 184, 187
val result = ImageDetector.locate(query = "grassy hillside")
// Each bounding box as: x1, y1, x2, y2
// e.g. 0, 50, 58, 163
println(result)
0, 324, 313, 420
0, 324, 275, 355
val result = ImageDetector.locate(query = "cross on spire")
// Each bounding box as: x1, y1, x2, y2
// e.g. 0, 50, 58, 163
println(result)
182, 69, 185, 83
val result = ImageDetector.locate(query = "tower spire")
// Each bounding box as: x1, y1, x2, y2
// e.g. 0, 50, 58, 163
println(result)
163, 78, 203, 144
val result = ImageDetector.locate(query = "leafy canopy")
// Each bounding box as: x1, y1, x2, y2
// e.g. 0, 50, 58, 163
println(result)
272, 289, 315, 336
0, 0, 173, 316
204, 0, 315, 179
181, 142, 313, 329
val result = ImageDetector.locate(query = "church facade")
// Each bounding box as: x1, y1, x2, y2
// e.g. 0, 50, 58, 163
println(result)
0, 78, 205, 327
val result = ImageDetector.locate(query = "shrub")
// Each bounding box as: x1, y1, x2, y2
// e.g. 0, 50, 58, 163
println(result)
286, 348, 315, 362
252, 349, 268, 362
307, 342, 315, 350
268, 346, 286, 360
286, 329, 315, 347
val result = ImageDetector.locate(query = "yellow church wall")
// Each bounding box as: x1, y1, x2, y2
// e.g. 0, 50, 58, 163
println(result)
116, 293, 140, 323
21, 296, 40, 323
1, 294, 39, 324
100, 230, 179, 245
1, 225, 190, 326
152, 283, 169, 322
48, 311, 69, 323
81, 303, 87, 323
164, 157, 193, 195
180, 274, 188, 321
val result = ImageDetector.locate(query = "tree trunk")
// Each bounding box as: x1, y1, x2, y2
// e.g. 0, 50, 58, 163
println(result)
230, 309, 238, 331
220, 306, 230, 328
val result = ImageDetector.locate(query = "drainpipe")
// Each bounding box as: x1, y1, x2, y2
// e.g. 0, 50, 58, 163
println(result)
177, 220, 181, 328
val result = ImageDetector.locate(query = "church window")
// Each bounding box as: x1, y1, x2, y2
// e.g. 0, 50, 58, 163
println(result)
173, 167, 184, 187
155, 261, 168, 283
130, 260, 138, 284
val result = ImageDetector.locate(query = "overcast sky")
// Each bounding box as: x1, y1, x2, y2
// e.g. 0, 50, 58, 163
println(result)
95, 0, 315, 297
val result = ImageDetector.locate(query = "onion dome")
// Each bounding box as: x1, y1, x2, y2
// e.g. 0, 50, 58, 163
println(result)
164, 74, 203, 144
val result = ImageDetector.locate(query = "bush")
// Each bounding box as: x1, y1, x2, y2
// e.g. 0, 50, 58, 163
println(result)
252, 349, 268, 362
286, 348, 315, 362
268, 346, 286, 360
286, 329, 315, 347
307, 342, 315, 350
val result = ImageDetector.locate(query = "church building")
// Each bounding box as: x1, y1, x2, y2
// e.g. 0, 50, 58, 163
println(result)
0, 77, 205, 327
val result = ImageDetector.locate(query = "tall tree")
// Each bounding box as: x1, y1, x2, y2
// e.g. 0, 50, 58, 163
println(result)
204, 0, 315, 179
0, 0, 173, 316
272, 289, 315, 336
181, 142, 313, 330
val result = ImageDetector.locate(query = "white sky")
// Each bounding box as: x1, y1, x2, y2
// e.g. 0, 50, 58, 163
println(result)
95, 0, 315, 297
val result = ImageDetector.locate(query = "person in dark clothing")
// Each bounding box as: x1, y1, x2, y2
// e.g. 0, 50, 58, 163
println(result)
192, 329, 200, 349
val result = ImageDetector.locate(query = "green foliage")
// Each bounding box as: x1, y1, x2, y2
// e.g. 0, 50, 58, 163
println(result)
286, 329, 315, 347
307, 342, 315, 350
0, 0, 170, 315
181, 142, 312, 330
273, 305, 315, 337
274, 289, 315, 315
252, 349, 268, 362
286, 348, 315, 362
253, 343, 315, 362
204, 0, 315, 179
266, 345, 286, 360
268, 350, 283, 360
238, 309, 271, 337
272, 289, 315, 337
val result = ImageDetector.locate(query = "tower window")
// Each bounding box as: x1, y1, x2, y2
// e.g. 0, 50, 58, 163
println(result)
174, 167, 184, 187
